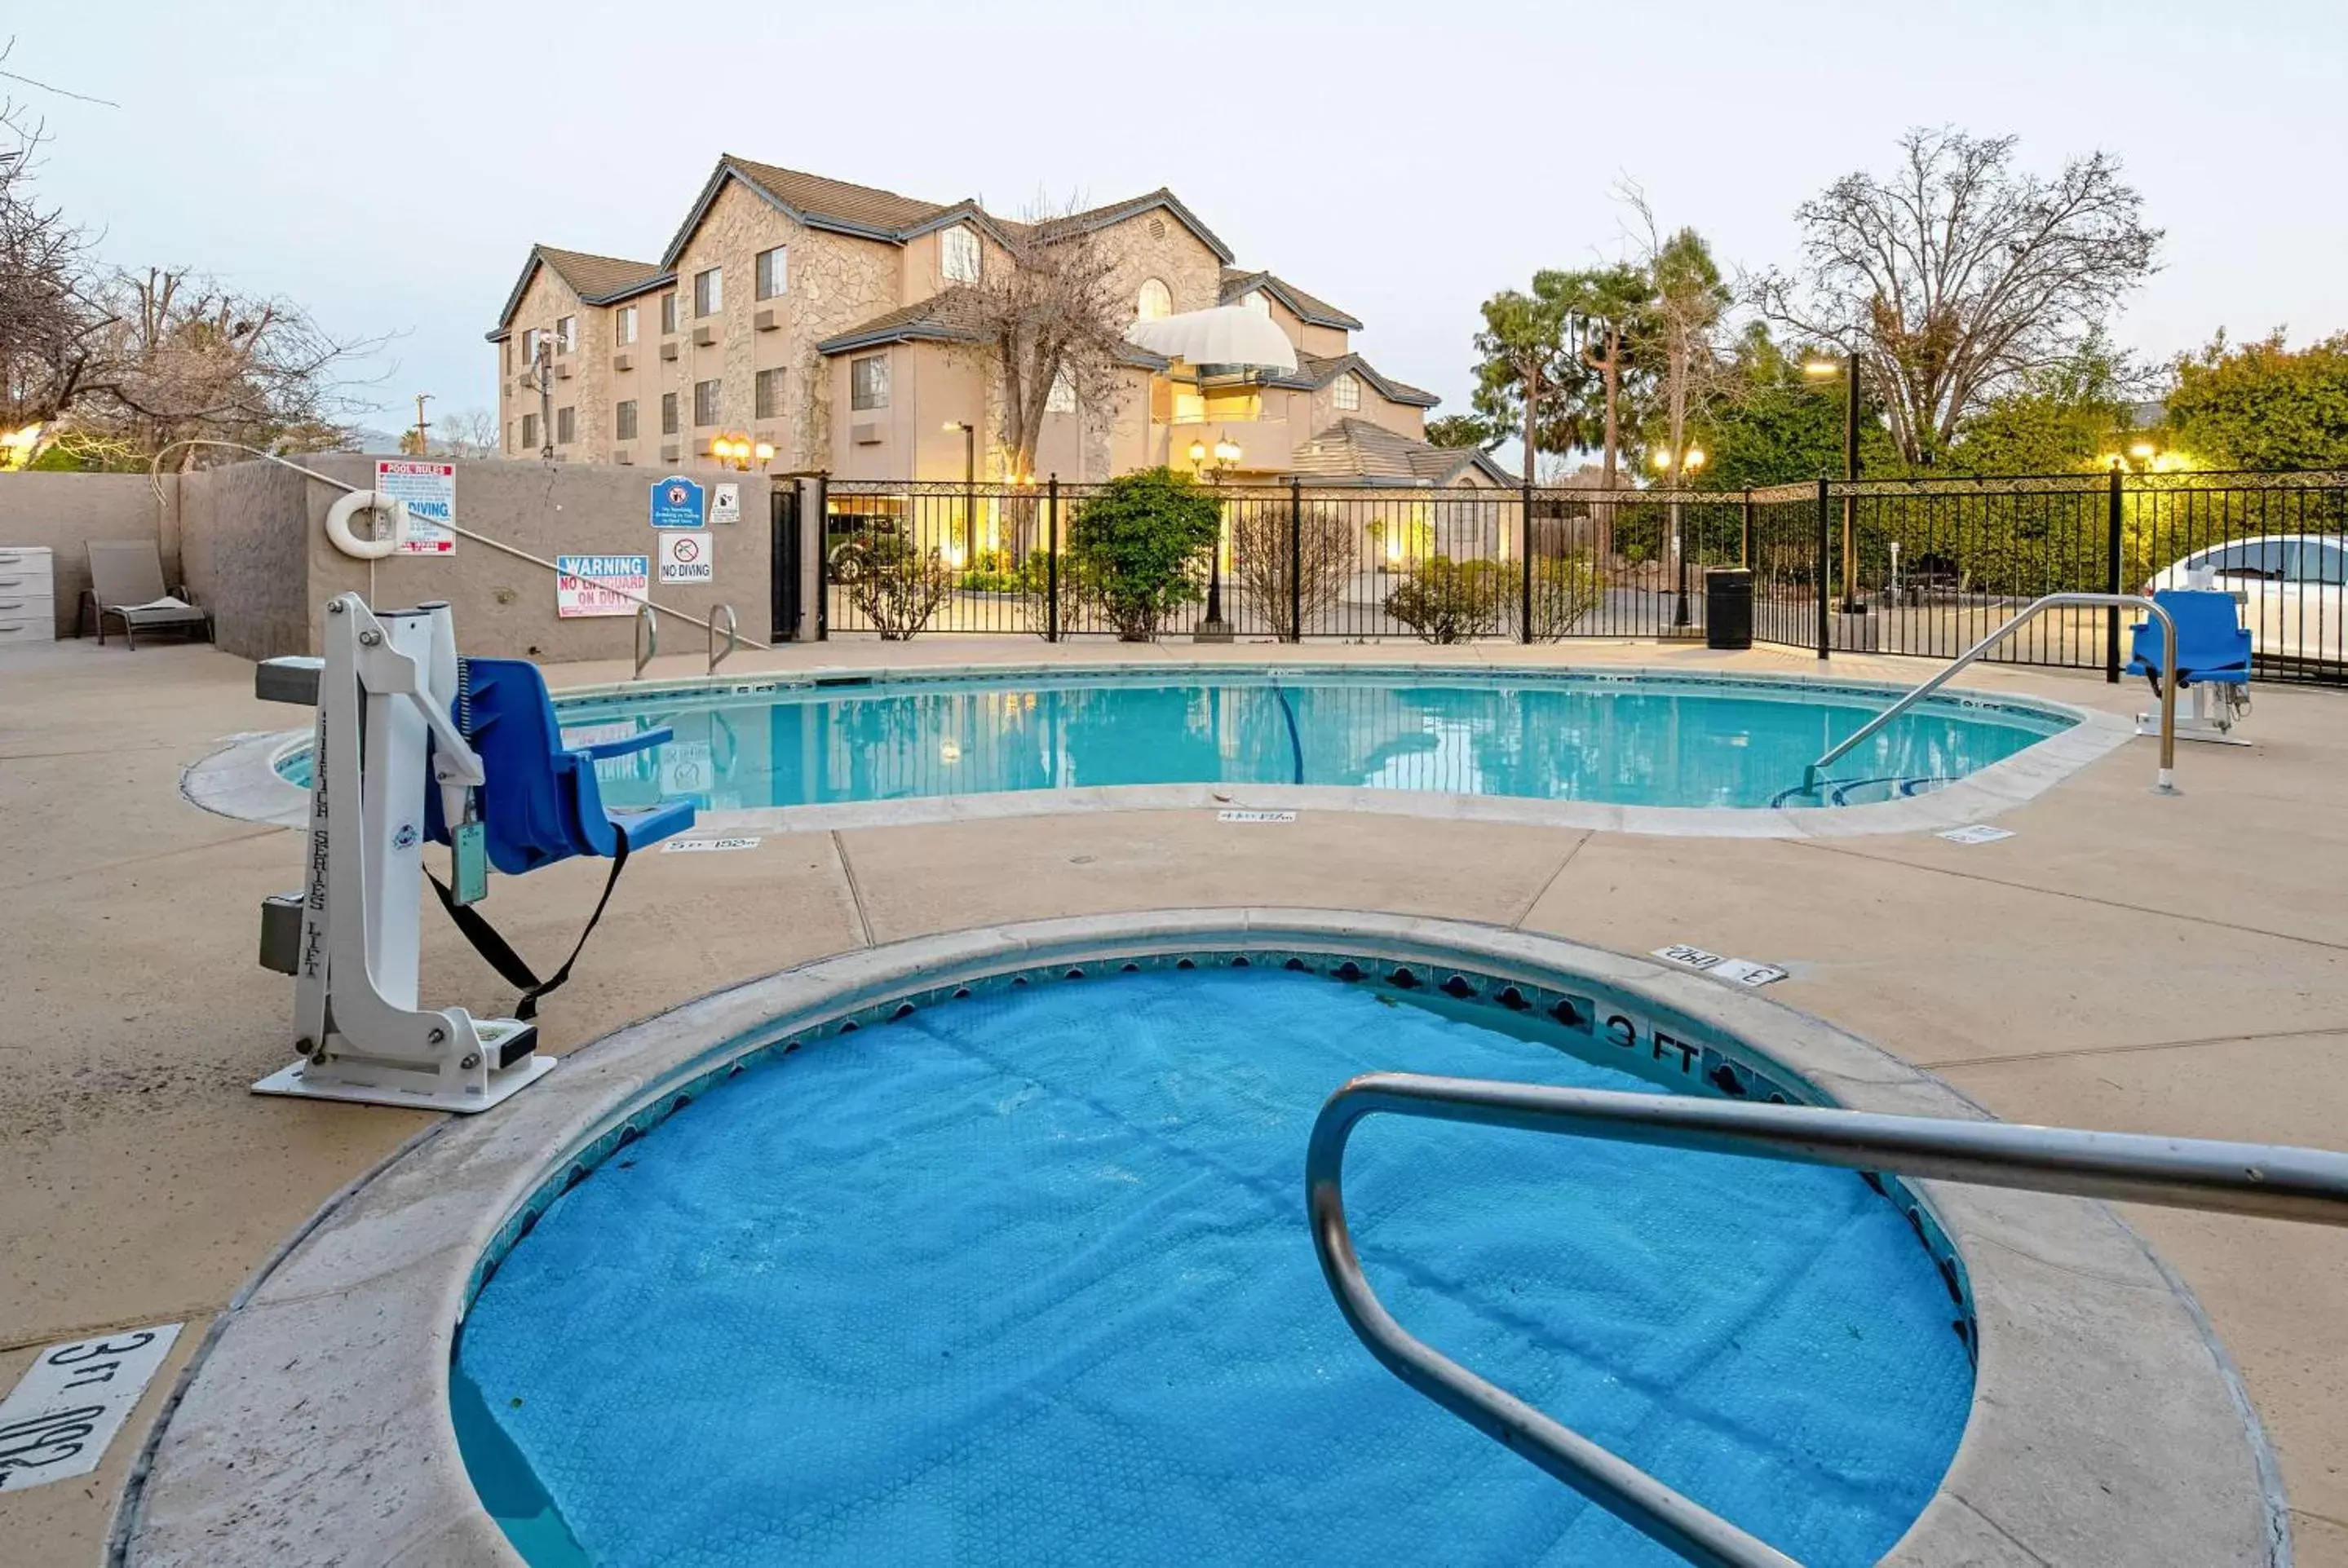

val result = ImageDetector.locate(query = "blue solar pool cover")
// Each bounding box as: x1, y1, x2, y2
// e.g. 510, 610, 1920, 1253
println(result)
456, 970, 1973, 1566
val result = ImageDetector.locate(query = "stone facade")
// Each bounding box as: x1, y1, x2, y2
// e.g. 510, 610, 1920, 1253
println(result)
492, 161, 1452, 485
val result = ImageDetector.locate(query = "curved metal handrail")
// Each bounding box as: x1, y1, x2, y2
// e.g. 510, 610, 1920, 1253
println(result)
632, 602, 658, 680
707, 603, 739, 675
1802, 591, 2178, 796
1306, 1072, 2348, 1568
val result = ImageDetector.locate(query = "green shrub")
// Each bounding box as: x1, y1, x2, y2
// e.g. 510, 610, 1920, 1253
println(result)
1385, 556, 1501, 643
1064, 468, 1222, 641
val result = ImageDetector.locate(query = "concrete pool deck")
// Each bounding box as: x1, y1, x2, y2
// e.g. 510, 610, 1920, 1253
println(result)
5, 632, 2348, 1564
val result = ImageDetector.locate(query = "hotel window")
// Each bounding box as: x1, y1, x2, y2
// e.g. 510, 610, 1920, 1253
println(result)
1046, 369, 1077, 414
1136, 277, 1172, 321
555, 316, 576, 354
520, 412, 538, 450
661, 391, 679, 435
520, 327, 543, 364
693, 378, 721, 426
693, 267, 722, 317
940, 224, 980, 284
615, 400, 638, 440
1242, 290, 1271, 316
754, 367, 785, 421
851, 354, 889, 410
502, 336, 513, 371
614, 306, 637, 347
1333, 371, 1361, 413
756, 246, 788, 300
555, 405, 576, 444
660, 290, 679, 334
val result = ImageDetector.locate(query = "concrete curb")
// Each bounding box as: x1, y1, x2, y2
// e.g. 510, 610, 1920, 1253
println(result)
177, 662, 2134, 841
119, 912, 2279, 1566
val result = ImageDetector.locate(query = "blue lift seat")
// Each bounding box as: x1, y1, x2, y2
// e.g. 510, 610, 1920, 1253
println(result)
2127, 590, 2252, 692
426, 657, 695, 871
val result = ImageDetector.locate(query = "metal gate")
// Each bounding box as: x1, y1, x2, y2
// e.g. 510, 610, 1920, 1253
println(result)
769, 482, 803, 643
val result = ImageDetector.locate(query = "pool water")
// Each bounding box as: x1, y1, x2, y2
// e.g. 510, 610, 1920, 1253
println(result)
454, 969, 1974, 1566
281, 669, 2071, 811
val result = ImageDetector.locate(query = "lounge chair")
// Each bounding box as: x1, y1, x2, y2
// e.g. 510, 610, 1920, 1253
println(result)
2128, 589, 2252, 743
81, 540, 214, 649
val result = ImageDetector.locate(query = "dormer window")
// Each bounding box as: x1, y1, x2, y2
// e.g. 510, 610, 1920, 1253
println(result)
1333, 371, 1361, 413
942, 224, 981, 284
1136, 278, 1172, 321
1241, 290, 1270, 316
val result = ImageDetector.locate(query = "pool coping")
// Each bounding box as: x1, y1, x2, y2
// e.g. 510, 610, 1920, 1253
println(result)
114, 911, 2281, 1567
179, 660, 2136, 841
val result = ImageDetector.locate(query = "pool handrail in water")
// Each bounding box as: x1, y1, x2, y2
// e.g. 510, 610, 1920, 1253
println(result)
1305, 1073, 2348, 1568
1805, 592, 2178, 795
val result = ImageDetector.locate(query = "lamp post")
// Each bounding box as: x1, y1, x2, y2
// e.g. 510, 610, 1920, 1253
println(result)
944, 421, 976, 566
1191, 432, 1241, 642
709, 434, 776, 472
1652, 442, 1706, 627
1804, 352, 1864, 612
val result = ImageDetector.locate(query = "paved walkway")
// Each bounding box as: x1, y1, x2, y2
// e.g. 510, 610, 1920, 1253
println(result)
5, 634, 2346, 1564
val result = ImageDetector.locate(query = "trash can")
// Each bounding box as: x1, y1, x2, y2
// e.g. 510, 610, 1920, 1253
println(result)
1705, 568, 1753, 650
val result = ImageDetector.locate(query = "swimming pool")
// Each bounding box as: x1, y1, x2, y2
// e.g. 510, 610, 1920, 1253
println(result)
453, 961, 1974, 1566
276, 666, 2079, 814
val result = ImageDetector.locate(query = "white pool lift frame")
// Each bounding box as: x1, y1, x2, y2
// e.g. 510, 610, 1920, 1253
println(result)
252, 591, 555, 1112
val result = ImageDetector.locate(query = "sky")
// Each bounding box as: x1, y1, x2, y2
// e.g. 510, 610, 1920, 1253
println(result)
10, 0, 2346, 439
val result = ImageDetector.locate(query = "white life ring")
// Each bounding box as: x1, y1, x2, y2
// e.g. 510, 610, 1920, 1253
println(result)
325, 490, 410, 559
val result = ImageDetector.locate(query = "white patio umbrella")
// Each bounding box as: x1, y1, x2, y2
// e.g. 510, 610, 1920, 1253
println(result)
1123, 306, 1298, 374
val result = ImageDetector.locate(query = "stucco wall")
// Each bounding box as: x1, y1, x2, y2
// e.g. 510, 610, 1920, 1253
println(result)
294, 454, 776, 662
168, 454, 776, 662
179, 460, 311, 660
0, 471, 184, 636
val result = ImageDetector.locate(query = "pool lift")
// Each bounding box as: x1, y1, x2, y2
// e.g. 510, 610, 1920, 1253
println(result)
253, 589, 694, 1112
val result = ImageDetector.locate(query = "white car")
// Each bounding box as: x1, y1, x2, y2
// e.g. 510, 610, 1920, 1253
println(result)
2147, 534, 2346, 665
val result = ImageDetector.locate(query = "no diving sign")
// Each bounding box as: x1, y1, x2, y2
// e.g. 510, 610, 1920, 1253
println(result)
659, 530, 714, 584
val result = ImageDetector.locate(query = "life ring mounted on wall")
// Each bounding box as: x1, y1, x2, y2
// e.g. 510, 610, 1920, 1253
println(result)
325, 490, 411, 559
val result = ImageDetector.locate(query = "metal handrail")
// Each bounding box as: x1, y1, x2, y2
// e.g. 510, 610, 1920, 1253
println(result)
1802, 592, 2178, 795
632, 602, 658, 680
1306, 1072, 2348, 1568
707, 603, 739, 675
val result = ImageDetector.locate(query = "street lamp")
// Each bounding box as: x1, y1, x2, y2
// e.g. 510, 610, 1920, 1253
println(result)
1652, 442, 1706, 626
1191, 432, 1241, 642
944, 421, 976, 567
1804, 352, 1864, 612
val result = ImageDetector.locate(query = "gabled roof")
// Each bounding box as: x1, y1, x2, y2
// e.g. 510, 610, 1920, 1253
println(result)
488, 245, 670, 338
814, 289, 1170, 369
1218, 268, 1363, 331
658, 157, 1230, 269
1265, 351, 1439, 409
814, 289, 988, 355
1033, 189, 1235, 263
1289, 417, 1514, 487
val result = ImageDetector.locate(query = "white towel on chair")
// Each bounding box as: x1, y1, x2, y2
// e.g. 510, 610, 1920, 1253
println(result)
119, 595, 197, 614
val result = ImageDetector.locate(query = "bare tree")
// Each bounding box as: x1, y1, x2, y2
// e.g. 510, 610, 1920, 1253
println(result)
0, 93, 95, 431
1622, 188, 1730, 489
432, 407, 499, 459
1758, 127, 2160, 466
962, 202, 1133, 486
64, 266, 381, 462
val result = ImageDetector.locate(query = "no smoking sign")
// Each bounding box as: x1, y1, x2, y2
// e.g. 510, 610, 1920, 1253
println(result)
658, 529, 714, 584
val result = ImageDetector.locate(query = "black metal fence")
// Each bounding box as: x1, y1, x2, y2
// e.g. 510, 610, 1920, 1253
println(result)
803, 470, 2348, 683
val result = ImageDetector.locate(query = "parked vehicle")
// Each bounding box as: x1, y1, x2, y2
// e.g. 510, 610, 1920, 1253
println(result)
2146, 534, 2346, 665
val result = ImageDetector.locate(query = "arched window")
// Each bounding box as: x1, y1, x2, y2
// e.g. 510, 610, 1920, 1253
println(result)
1332, 372, 1361, 413
1136, 278, 1173, 320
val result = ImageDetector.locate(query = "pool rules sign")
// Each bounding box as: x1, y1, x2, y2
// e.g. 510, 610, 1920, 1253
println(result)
659, 530, 714, 585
